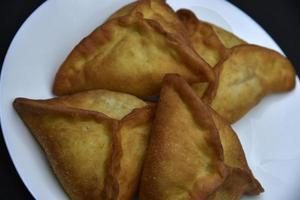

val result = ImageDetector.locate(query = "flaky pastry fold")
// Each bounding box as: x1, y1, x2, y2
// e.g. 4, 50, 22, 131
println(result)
108, 0, 188, 40
176, 9, 229, 67
104, 106, 154, 200
208, 110, 263, 199
176, 9, 246, 66
210, 24, 246, 48
40, 89, 148, 120
177, 9, 295, 123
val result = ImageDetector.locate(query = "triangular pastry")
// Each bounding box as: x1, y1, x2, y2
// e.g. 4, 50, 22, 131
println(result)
176, 9, 295, 123
139, 74, 228, 200
14, 90, 154, 200
139, 74, 263, 200
53, 13, 213, 97
14, 98, 115, 200
195, 44, 296, 123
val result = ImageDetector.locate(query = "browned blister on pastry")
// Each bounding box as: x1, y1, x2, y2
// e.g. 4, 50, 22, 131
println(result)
139, 74, 228, 200
14, 90, 154, 200
176, 9, 228, 67
208, 110, 263, 200
194, 44, 296, 123
53, 12, 213, 97
14, 98, 115, 200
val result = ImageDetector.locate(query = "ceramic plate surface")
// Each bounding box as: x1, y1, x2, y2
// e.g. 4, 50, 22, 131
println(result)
1, 0, 300, 199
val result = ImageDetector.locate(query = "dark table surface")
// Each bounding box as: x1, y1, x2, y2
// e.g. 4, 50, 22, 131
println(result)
0, 0, 299, 199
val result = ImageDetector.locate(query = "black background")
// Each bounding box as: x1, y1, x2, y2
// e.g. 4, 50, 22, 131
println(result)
0, 0, 299, 199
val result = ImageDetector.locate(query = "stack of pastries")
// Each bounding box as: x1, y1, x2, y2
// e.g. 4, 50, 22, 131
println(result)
14, 0, 296, 199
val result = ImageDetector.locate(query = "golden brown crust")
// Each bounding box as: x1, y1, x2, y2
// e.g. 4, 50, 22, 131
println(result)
108, 0, 188, 40
207, 167, 262, 200
209, 109, 263, 199
14, 93, 154, 200
177, 8, 245, 50
104, 105, 155, 200
13, 98, 116, 200
230, 44, 296, 92
196, 44, 296, 123
139, 74, 228, 200
176, 9, 228, 67
139, 74, 263, 199
36, 89, 148, 120
210, 24, 246, 48
200, 55, 228, 104
175, 8, 233, 104
13, 97, 113, 123
53, 11, 214, 97
107, 1, 139, 20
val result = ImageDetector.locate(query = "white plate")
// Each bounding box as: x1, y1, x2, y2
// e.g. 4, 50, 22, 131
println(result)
1, 0, 300, 199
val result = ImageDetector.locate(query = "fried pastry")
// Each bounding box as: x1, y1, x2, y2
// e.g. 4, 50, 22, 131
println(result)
211, 24, 246, 48
176, 8, 246, 49
53, 13, 213, 97
139, 74, 228, 200
176, 9, 228, 67
177, 9, 294, 123
104, 106, 154, 200
108, 0, 188, 39
14, 98, 115, 200
41, 89, 148, 120
177, 9, 246, 67
14, 90, 155, 200
208, 110, 263, 199
194, 44, 296, 123
139, 74, 263, 200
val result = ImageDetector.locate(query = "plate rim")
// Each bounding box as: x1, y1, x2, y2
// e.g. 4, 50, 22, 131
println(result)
0, 0, 299, 199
